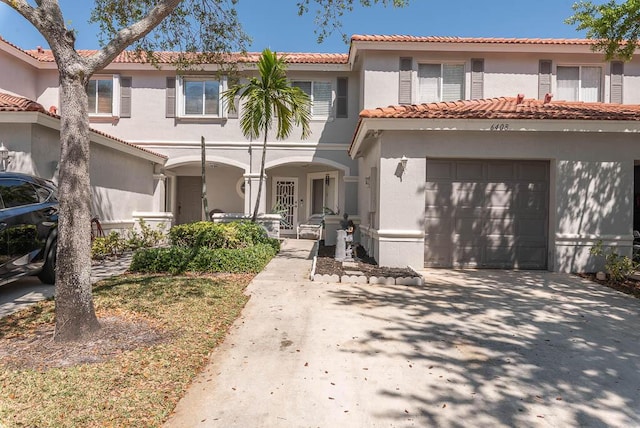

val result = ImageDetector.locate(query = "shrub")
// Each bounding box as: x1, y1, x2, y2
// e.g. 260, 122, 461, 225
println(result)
130, 244, 276, 274
590, 240, 639, 283
130, 246, 194, 275
189, 244, 277, 273
126, 219, 166, 250
92, 232, 127, 259
169, 221, 278, 250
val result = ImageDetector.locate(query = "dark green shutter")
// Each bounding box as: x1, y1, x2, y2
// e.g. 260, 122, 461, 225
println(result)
336, 77, 348, 118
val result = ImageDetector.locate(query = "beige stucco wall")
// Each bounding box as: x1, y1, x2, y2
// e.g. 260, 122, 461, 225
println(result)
0, 52, 37, 100
359, 50, 640, 109
359, 128, 640, 272
0, 122, 160, 224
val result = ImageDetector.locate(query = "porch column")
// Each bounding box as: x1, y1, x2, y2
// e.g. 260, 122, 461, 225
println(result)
153, 166, 166, 212
245, 172, 267, 216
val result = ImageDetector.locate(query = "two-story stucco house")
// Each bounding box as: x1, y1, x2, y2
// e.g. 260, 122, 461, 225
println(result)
2, 34, 640, 273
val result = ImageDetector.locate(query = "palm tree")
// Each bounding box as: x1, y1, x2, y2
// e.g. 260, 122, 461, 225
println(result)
223, 49, 311, 222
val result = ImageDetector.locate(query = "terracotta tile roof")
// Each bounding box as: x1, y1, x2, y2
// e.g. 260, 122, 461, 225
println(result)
359, 97, 640, 121
21, 47, 348, 65
351, 34, 600, 46
0, 92, 167, 159
0, 92, 47, 113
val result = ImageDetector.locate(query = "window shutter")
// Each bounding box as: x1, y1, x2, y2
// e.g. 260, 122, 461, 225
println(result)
120, 76, 132, 118
166, 77, 176, 118
399, 57, 413, 104
611, 61, 624, 104
336, 77, 348, 118
471, 59, 484, 100
538, 60, 552, 99
227, 77, 240, 119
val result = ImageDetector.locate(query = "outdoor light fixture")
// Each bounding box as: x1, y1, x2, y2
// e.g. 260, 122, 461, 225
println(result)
0, 143, 11, 172
400, 155, 408, 171
325, 174, 330, 186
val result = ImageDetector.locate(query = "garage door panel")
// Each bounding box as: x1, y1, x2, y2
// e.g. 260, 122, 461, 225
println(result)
455, 162, 484, 180
517, 163, 548, 180
426, 161, 454, 180
425, 159, 548, 269
487, 163, 516, 180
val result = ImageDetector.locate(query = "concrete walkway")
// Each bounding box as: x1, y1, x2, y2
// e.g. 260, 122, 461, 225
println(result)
165, 243, 640, 428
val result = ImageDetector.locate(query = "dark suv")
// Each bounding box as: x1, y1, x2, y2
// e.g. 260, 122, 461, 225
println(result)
0, 172, 58, 285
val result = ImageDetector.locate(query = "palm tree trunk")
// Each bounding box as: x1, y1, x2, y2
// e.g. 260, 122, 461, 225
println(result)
251, 130, 269, 222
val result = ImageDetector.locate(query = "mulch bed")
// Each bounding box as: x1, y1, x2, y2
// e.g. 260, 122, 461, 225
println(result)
578, 273, 640, 299
314, 244, 420, 279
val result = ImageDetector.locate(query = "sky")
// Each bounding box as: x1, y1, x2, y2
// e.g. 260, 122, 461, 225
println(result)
0, 0, 604, 53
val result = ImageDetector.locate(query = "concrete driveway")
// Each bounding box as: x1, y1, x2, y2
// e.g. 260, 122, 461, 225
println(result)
167, 245, 640, 427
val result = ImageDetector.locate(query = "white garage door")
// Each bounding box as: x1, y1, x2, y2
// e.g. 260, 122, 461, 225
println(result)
425, 159, 548, 269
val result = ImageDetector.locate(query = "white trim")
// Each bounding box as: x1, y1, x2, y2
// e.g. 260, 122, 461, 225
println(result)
306, 171, 339, 219
360, 228, 424, 241
264, 156, 350, 175
350, 118, 640, 158
87, 74, 120, 118
129, 140, 351, 150
176, 75, 226, 119
343, 175, 359, 182
165, 155, 248, 171
555, 233, 633, 246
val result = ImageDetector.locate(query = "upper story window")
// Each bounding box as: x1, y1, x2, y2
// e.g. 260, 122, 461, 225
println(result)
176, 76, 224, 118
418, 63, 465, 103
88, 76, 117, 116
292, 81, 332, 117
557, 66, 601, 102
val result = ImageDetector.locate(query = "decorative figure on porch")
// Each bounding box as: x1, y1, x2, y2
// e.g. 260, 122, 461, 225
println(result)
335, 213, 356, 262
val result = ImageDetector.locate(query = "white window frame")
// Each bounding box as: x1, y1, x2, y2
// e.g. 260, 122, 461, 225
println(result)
88, 74, 120, 117
556, 65, 602, 102
176, 75, 227, 118
292, 80, 334, 119
417, 62, 466, 103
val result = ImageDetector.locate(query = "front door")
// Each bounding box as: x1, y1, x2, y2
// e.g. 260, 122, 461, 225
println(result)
273, 177, 298, 233
176, 176, 203, 224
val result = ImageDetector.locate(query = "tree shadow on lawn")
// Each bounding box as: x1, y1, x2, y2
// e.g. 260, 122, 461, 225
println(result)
324, 270, 640, 427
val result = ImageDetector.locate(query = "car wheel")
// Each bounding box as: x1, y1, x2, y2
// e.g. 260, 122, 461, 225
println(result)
38, 239, 56, 284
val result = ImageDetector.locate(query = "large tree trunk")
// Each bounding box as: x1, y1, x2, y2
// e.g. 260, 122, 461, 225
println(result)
251, 131, 268, 222
54, 71, 100, 342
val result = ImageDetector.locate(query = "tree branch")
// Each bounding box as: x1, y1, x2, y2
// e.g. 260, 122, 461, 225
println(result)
86, 0, 182, 74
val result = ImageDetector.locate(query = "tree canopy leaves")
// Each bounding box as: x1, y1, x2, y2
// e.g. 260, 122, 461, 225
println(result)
568, 0, 640, 60
296, 0, 411, 42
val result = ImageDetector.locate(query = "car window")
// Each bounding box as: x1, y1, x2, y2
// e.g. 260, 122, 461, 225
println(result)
0, 180, 40, 208
34, 185, 53, 203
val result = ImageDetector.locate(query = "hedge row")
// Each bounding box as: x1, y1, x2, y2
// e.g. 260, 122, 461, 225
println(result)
130, 243, 278, 275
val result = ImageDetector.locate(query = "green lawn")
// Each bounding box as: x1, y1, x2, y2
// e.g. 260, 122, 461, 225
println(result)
0, 273, 252, 427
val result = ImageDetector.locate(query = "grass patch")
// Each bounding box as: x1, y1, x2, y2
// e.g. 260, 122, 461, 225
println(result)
0, 273, 252, 427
